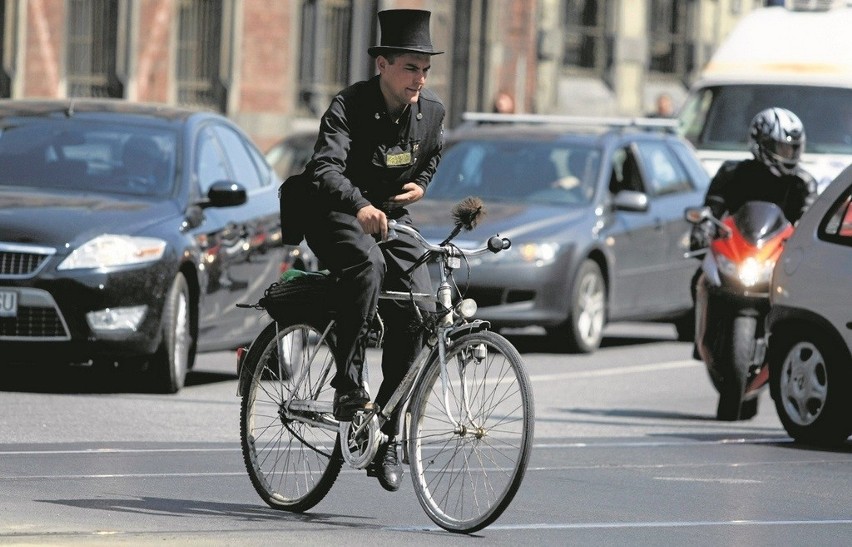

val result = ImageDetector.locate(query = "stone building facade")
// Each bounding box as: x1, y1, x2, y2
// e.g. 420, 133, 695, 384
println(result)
0, 0, 764, 151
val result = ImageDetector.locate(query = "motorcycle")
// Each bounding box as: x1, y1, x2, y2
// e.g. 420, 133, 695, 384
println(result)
685, 200, 794, 421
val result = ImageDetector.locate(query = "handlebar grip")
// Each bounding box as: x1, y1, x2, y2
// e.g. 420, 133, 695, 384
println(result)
487, 236, 511, 253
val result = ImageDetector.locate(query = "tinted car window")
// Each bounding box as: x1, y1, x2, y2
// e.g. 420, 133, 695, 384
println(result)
196, 126, 231, 194
0, 120, 177, 197
428, 140, 599, 205
211, 124, 263, 191
609, 147, 646, 194
635, 141, 692, 196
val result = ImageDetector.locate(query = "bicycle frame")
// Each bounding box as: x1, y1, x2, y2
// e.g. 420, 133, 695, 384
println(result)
274, 221, 501, 457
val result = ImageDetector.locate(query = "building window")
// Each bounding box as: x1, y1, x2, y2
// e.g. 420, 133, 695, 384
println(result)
298, 0, 352, 116
561, 0, 611, 76
0, 0, 10, 98
648, 0, 691, 77
176, 0, 226, 112
66, 0, 122, 98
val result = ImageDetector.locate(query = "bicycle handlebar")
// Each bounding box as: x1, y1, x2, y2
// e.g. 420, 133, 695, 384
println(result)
387, 220, 510, 257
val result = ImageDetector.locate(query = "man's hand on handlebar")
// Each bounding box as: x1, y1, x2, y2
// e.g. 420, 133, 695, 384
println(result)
356, 204, 388, 240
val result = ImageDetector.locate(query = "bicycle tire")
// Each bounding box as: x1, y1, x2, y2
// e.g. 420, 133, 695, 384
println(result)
240, 319, 343, 512
407, 330, 534, 533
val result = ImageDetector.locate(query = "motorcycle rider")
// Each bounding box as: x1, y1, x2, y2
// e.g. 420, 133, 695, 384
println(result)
689, 107, 818, 385
690, 107, 817, 250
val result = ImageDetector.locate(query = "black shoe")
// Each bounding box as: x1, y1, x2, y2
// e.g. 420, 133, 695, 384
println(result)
333, 387, 370, 421
367, 441, 403, 492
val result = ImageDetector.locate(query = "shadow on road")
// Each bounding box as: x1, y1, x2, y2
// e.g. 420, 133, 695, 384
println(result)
36, 495, 382, 529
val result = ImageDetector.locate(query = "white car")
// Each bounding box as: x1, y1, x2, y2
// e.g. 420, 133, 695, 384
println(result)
767, 164, 852, 446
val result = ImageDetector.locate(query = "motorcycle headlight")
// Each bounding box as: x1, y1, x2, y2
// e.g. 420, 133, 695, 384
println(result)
718, 255, 775, 287
58, 235, 167, 270
737, 257, 775, 288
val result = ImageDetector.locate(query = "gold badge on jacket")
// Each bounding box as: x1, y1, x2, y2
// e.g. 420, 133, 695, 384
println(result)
386, 151, 412, 166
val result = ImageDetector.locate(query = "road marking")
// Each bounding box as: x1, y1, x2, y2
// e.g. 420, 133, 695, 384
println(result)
386, 519, 852, 532
527, 360, 696, 383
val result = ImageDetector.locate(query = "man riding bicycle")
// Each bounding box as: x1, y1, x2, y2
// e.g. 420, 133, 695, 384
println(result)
278, 9, 445, 492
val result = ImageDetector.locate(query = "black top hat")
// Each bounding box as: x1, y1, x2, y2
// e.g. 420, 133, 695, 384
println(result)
368, 9, 443, 57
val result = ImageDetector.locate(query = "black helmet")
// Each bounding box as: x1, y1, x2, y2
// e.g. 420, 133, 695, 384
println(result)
749, 107, 805, 176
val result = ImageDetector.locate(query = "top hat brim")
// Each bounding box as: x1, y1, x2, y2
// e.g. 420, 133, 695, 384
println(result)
368, 46, 444, 57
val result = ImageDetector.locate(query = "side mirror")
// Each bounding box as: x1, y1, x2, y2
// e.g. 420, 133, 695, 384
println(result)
684, 205, 711, 225
612, 190, 648, 212
200, 181, 247, 209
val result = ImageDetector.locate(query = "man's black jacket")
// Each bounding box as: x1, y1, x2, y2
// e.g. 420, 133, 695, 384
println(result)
280, 76, 444, 244
703, 159, 817, 223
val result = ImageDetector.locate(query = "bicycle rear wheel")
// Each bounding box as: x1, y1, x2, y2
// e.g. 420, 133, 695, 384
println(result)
408, 330, 534, 533
240, 319, 342, 512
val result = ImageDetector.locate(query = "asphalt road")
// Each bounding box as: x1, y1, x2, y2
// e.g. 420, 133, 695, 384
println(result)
1, 323, 850, 545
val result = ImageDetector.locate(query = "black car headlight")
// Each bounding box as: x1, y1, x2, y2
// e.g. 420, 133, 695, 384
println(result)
58, 235, 166, 270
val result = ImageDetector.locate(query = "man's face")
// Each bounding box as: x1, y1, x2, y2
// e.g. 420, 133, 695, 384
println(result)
377, 52, 431, 111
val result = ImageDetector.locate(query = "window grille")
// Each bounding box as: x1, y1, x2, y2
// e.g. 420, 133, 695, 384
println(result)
648, 0, 691, 77
298, 0, 352, 116
561, 0, 611, 76
177, 0, 226, 111
66, 0, 122, 98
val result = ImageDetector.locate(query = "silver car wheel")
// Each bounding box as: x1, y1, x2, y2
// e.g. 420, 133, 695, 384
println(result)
576, 271, 605, 348
779, 341, 827, 427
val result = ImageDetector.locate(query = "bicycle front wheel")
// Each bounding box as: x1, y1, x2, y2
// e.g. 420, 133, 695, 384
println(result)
408, 330, 534, 533
240, 319, 342, 512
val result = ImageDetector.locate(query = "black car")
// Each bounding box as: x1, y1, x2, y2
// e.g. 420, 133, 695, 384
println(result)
0, 99, 285, 392
413, 115, 710, 352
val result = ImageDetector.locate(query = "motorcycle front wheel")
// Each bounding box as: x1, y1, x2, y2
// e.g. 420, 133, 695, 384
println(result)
716, 316, 757, 421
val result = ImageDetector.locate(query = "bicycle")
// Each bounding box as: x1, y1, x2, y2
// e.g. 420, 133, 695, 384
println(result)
236, 198, 534, 533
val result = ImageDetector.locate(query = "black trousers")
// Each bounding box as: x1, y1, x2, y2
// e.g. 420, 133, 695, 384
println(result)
305, 210, 433, 434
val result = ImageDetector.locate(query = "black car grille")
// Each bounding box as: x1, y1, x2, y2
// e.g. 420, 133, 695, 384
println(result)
0, 243, 55, 279
0, 306, 69, 339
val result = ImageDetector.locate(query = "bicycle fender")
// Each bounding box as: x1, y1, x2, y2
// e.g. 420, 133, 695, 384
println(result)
447, 320, 491, 342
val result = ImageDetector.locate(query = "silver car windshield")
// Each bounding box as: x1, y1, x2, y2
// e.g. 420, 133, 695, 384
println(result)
0, 120, 178, 198
428, 140, 600, 206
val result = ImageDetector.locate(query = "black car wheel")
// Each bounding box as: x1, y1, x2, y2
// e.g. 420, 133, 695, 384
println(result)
548, 259, 606, 353
770, 326, 852, 446
148, 273, 193, 393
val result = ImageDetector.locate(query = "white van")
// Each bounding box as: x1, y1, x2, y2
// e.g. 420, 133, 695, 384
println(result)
678, 0, 852, 190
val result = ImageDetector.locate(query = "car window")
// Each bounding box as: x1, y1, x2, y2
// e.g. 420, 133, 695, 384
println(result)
428, 139, 598, 205
210, 124, 263, 191
0, 120, 177, 198
244, 138, 275, 186
820, 188, 852, 246
609, 147, 646, 194
634, 141, 692, 196
266, 135, 316, 180
196, 126, 232, 194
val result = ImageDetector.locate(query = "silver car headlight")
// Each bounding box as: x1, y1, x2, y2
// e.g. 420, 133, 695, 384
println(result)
477, 241, 560, 266
518, 242, 560, 265
58, 235, 167, 270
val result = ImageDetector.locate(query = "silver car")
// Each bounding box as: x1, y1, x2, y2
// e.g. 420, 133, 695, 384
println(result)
413, 118, 710, 353
767, 163, 852, 446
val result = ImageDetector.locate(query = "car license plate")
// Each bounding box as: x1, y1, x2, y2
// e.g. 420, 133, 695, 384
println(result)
0, 290, 17, 317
